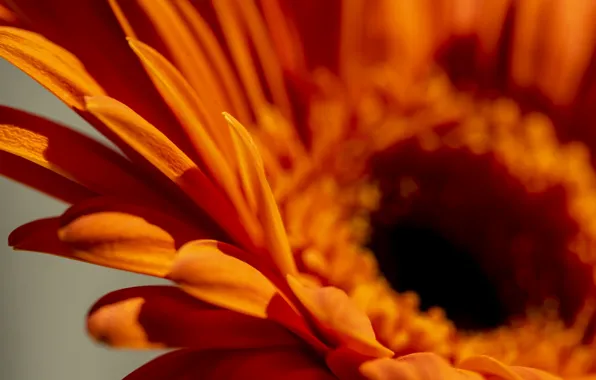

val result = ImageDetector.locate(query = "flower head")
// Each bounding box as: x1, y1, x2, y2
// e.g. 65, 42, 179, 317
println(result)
1, 0, 596, 378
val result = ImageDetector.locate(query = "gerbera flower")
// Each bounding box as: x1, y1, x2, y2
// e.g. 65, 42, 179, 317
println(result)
0, 0, 595, 378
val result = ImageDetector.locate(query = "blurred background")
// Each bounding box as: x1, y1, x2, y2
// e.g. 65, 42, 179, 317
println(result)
0, 58, 165, 379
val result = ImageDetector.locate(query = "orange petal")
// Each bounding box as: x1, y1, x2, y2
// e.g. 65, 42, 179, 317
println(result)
5, 0, 191, 153
125, 347, 336, 380
0, 151, 94, 204
232, 0, 293, 119
0, 27, 165, 170
84, 95, 253, 249
360, 353, 484, 380
127, 39, 261, 244
174, 0, 251, 122
213, 0, 268, 114
509, 367, 563, 380
225, 113, 297, 276
60, 196, 211, 247
167, 240, 281, 319
127, 37, 236, 168
459, 356, 563, 380
58, 211, 177, 277
177, 241, 327, 353
88, 285, 301, 349
259, 0, 307, 74
287, 275, 393, 358
460, 355, 523, 380
510, 0, 545, 89
112, 0, 233, 119
0, 106, 164, 205
0, 26, 104, 109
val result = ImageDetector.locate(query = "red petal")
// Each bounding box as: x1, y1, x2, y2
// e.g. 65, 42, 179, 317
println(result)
8, 217, 70, 255
124, 349, 199, 380
127, 347, 336, 380
4, 1, 191, 152
88, 286, 301, 350
287, 275, 393, 358
60, 197, 215, 248
58, 211, 176, 277
0, 151, 94, 204
85, 95, 253, 249
0, 106, 164, 205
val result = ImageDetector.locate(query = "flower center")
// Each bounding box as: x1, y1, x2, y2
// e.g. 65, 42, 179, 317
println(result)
368, 222, 507, 331
364, 107, 595, 334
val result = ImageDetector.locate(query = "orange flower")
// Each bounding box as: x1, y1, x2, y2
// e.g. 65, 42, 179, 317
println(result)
1, 0, 596, 378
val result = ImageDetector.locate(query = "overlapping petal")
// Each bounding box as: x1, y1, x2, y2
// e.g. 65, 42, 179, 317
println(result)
125, 347, 336, 380
0, 106, 164, 205
87, 285, 301, 350
84, 95, 252, 248
0, 26, 104, 109
0, 151, 94, 203
288, 275, 393, 359
360, 353, 567, 380
4, 0, 190, 148
1, 1, 595, 380
168, 240, 281, 319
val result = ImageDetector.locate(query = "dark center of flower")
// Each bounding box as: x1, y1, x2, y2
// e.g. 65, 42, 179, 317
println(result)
368, 222, 507, 331
366, 134, 594, 333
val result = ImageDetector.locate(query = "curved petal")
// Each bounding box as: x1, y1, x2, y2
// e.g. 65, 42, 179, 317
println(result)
176, 240, 331, 354
0, 106, 164, 205
9, 217, 70, 255
234, 0, 293, 120
0, 26, 104, 109
8, 199, 217, 275
84, 95, 253, 249
225, 113, 297, 276
4, 0, 191, 152
60, 196, 212, 246
360, 354, 484, 380
459, 356, 563, 380
167, 240, 280, 319
212, 0, 268, 115
259, 0, 307, 74
287, 275, 393, 358
126, 347, 336, 380
57, 211, 177, 277
114, 1, 233, 122
87, 285, 301, 350
127, 38, 236, 169
123, 349, 200, 380
326, 347, 372, 380
361, 354, 566, 380
127, 39, 262, 245
175, 0, 251, 122
0, 151, 94, 204
0, 26, 188, 171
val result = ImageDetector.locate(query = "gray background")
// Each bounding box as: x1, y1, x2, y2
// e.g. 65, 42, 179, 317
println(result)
0, 59, 166, 379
